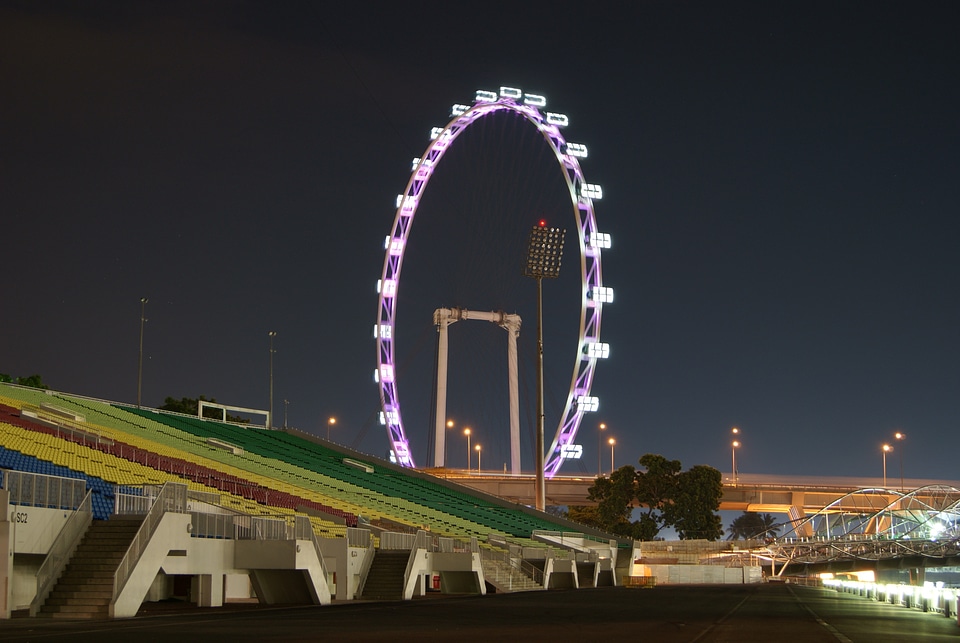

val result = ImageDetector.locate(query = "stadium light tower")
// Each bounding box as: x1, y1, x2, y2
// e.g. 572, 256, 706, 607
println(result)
137, 297, 148, 408
268, 331, 277, 428
523, 221, 566, 511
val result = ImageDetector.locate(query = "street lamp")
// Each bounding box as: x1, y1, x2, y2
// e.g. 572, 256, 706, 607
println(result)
731, 440, 741, 486
475, 444, 482, 473
894, 431, 905, 491
267, 331, 277, 428
137, 297, 148, 408
608, 437, 616, 474
598, 423, 606, 476
464, 427, 472, 471
730, 427, 741, 486
445, 419, 454, 466
327, 416, 336, 441
524, 221, 566, 512
882, 443, 893, 489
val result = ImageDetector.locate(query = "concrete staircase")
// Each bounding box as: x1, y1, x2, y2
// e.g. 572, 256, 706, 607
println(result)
39, 517, 143, 619
481, 556, 543, 592
360, 550, 409, 600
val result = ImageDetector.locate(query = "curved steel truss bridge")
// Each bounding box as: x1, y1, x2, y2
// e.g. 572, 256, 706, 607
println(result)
763, 485, 960, 570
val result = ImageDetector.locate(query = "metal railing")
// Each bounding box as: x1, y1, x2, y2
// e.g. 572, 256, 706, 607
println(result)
347, 527, 373, 549
380, 531, 418, 551
113, 482, 187, 601
353, 528, 376, 599
115, 489, 150, 515
480, 546, 544, 586
29, 489, 93, 616
1, 469, 86, 510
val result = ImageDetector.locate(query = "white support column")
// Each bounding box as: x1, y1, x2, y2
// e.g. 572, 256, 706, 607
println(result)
500, 315, 522, 475
433, 309, 459, 467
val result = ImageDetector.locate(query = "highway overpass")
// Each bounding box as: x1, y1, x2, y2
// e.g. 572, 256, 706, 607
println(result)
424, 470, 960, 513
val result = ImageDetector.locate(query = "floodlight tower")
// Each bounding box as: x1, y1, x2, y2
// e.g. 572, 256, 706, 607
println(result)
524, 221, 566, 511
268, 331, 277, 428
137, 297, 148, 408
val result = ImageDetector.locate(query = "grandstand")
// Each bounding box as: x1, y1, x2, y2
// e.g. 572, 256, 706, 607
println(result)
0, 382, 630, 619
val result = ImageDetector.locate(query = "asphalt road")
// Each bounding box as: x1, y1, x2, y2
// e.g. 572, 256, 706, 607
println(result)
2, 584, 957, 642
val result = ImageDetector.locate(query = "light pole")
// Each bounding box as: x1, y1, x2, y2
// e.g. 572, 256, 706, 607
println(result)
524, 221, 566, 511
283, 399, 289, 429
598, 423, 606, 477
882, 443, 893, 488
730, 427, 740, 486
327, 416, 336, 441
608, 437, 615, 474
475, 444, 482, 473
464, 427, 472, 471
731, 440, 740, 486
445, 420, 454, 467
267, 331, 277, 428
894, 431, 905, 491
137, 297, 148, 408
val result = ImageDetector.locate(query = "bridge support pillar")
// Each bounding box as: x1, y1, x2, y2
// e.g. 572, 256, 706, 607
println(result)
908, 567, 924, 586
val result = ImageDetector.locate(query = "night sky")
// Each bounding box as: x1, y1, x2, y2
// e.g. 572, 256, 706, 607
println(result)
2, 1, 959, 484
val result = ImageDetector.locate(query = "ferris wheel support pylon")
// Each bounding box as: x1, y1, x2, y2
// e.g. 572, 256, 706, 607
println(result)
432, 308, 522, 473
375, 87, 614, 477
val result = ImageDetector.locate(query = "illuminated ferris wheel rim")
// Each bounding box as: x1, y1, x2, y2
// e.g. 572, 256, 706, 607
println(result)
375, 86, 613, 477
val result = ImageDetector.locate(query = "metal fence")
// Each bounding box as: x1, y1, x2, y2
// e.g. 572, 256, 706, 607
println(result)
380, 531, 418, 551
0, 469, 86, 510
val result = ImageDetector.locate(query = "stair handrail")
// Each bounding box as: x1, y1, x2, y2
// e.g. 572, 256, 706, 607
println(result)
353, 529, 376, 599
305, 520, 331, 583
113, 482, 187, 601
402, 530, 431, 595
29, 489, 93, 616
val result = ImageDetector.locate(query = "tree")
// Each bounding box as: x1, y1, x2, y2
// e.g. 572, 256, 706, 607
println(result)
1, 373, 49, 389
565, 505, 604, 530
160, 395, 249, 424
635, 454, 682, 540
577, 455, 725, 541
669, 465, 724, 541
727, 512, 780, 540
587, 465, 638, 537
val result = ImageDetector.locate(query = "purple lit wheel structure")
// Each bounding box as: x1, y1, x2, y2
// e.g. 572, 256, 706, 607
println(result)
375, 88, 612, 477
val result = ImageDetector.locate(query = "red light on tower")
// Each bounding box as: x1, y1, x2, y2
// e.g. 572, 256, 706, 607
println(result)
538, 218, 547, 227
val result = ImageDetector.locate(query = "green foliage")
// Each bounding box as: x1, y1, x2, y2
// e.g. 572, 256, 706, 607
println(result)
581, 454, 725, 541
565, 505, 604, 530
587, 465, 639, 537
726, 512, 780, 540
670, 465, 724, 540
0, 373, 49, 389
636, 453, 682, 537
160, 395, 249, 424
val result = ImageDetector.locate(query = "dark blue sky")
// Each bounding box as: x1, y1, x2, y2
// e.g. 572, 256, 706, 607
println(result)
2, 1, 958, 483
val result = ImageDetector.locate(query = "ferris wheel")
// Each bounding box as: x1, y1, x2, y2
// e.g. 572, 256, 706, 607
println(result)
375, 86, 613, 478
